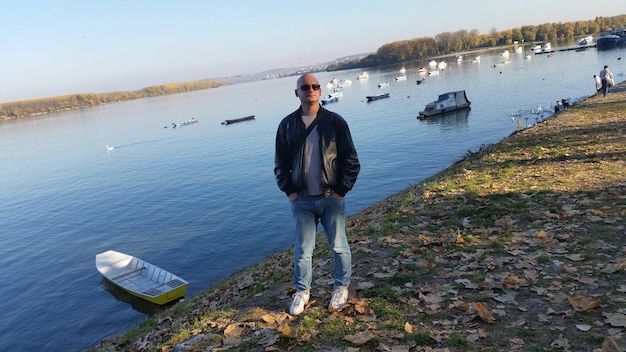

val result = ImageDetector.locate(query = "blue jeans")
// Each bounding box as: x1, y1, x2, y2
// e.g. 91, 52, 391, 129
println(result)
290, 194, 351, 292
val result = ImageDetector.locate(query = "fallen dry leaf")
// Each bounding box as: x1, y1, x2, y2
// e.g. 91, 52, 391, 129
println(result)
603, 312, 626, 327
575, 324, 592, 331
344, 329, 376, 345
470, 302, 496, 323
568, 296, 601, 312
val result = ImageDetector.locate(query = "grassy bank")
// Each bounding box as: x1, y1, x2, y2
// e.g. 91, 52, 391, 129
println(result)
91, 85, 625, 352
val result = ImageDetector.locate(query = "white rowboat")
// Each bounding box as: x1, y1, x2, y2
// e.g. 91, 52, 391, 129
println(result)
96, 250, 188, 305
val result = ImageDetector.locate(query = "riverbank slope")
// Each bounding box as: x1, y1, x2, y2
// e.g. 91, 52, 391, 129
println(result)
91, 84, 625, 352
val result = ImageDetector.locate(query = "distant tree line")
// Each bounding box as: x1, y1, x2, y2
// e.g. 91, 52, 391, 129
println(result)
328, 15, 626, 71
0, 80, 228, 120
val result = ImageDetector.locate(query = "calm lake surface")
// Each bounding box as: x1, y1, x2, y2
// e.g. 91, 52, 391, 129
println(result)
1, 42, 623, 351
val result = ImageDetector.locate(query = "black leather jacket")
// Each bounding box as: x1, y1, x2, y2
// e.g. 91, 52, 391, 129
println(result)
274, 106, 360, 197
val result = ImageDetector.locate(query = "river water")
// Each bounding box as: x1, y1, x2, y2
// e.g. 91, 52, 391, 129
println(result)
0, 41, 623, 351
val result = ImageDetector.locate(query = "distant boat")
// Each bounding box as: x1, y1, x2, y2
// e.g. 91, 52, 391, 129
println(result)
471, 56, 480, 63
579, 35, 593, 45
418, 90, 471, 118
394, 75, 407, 81
542, 42, 552, 52
172, 117, 198, 128
596, 34, 621, 50
338, 79, 352, 86
356, 72, 369, 80
428, 70, 440, 75
416, 67, 428, 74
221, 115, 255, 125
328, 91, 343, 98
378, 81, 390, 88
96, 250, 188, 305
321, 96, 339, 105
366, 92, 390, 102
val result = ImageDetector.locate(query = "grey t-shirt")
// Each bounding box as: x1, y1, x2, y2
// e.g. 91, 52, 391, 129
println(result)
302, 114, 323, 195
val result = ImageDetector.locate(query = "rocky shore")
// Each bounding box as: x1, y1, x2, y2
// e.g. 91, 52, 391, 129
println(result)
90, 84, 625, 352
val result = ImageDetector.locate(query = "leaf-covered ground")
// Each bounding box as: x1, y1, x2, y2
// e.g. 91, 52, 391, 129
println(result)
91, 86, 625, 352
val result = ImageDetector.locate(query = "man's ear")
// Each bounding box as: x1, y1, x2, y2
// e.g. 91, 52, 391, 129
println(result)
294, 89, 299, 97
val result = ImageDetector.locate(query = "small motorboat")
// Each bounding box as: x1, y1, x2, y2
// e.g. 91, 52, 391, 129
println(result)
96, 250, 188, 305
221, 115, 255, 125
542, 42, 552, 53
172, 117, 198, 128
418, 90, 471, 118
321, 96, 339, 105
366, 92, 390, 102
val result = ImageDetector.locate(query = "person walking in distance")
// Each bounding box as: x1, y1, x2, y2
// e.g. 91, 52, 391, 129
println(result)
599, 65, 612, 97
274, 73, 360, 316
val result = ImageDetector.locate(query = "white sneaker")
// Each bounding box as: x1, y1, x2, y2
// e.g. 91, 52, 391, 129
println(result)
290, 290, 310, 315
329, 286, 349, 310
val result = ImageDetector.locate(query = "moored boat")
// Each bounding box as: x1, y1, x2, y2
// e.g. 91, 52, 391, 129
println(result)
96, 250, 188, 305
366, 92, 390, 102
596, 34, 621, 50
394, 75, 407, 81
172, 117, 198, 128
378, 81, 389, 88
356, 72, 369, 80
339, 79, 352, 86
221, 115, 255, 125
418, 90, 471, 118
321, 96, 339, 105
542, 42, 552, 52
416, 67, 427, 74
579, 35, 593, 45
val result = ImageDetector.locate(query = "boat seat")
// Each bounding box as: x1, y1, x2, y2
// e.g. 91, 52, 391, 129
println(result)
165, 279, 185, 288
111, 267, 146, 280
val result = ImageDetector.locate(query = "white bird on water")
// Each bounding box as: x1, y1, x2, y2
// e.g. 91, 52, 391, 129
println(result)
105, 145, 114, 153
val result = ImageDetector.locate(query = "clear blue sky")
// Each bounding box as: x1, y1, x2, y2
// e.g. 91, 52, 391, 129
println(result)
1, 0, 624, 103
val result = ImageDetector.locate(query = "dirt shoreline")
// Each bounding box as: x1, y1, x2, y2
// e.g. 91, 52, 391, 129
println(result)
90, 83, 625, 352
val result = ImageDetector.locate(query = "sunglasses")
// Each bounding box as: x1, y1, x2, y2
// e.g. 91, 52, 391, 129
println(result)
300, 84, 321, 91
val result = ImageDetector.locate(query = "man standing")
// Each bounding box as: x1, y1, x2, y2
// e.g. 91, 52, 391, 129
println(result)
274, 73, 360, 316
599, 65, 612, 97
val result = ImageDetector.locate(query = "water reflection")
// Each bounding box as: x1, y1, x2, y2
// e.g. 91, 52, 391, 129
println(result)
100, 278, 181, 315
417, 107, 470, 127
